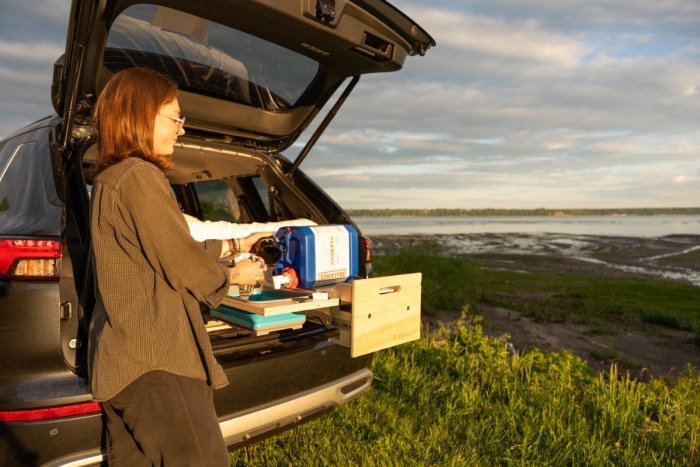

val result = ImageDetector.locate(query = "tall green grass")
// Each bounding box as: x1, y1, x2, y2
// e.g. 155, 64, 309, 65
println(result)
229, 244, 700, 465
232, 322, 700, 466
477, 261, 700, 334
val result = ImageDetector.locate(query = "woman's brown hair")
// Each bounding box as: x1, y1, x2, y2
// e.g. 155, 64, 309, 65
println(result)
92, 68, 178, 176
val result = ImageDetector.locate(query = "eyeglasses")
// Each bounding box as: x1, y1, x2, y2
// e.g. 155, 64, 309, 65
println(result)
157, 113, 185, 131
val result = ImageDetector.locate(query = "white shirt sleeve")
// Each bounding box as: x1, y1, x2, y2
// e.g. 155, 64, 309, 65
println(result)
183, 213, 317, 242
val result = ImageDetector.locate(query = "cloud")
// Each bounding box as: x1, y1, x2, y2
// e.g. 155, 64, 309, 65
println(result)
0, 40, 64, 62
0, 3, 68, 138
508, 130, 530, 138
414, 8, 591, 66
0, 66, 56, 139
406, 0, 700, 33
673, 175, 698, 184
2, 0, 700, 208
621, 32, 653, 44
543, 142, 573, 151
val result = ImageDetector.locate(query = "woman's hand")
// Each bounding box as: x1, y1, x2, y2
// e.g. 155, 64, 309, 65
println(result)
238, 232, 274, 253
229, 257, 267, 286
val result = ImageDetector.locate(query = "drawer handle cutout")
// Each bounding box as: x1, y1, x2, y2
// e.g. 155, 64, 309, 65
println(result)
379, 286, 401, 295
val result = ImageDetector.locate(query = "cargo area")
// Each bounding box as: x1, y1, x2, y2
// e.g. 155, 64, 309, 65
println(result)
53, 0, 430, 369
77, 140, 342, 358
75, 137, 421, 360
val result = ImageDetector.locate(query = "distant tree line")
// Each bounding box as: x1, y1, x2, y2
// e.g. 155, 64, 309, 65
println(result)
345, 207, 700, 217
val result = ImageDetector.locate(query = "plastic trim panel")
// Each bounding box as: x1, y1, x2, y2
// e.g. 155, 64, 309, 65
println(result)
219, 367, 372, 445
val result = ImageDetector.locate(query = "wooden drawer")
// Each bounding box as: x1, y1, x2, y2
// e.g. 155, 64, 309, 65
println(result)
330, 273, 422, 357
221, 273, 422, 358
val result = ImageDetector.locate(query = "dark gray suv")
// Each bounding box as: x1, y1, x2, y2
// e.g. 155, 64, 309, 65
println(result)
0, 1, 433, 465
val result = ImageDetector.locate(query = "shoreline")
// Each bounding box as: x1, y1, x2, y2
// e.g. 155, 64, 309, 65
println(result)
353, 216, 700, 238
372, 232, 700, 286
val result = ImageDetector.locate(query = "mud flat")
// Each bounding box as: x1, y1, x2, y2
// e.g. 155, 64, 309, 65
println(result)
373, 232, 700, 285
373, 232, 700, 379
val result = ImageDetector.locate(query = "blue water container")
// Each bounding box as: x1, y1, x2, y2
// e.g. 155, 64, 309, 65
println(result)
275, 225, 359, 289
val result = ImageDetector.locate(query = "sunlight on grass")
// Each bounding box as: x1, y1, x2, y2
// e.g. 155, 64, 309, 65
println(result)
229, 243, 700, 466
231, 321, 700, 466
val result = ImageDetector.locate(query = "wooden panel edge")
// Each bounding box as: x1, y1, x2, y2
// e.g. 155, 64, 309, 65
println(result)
350, 273, 422, 357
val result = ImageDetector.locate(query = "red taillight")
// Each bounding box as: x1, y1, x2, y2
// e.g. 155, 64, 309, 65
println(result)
0, 239, 62, 279
365, 237, 372, 263
0, 402, 103, 422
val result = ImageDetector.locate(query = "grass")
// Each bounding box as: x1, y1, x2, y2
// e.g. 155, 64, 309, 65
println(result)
480, 268, 700, 343
379, 244, 700, 341
584, 326, 617, 336
589, 346, 643, 370
373, 242, 481, 314
375, 243, 700, 350
617, 358, 644, 370
590, 346, 618, 361
227, 244, 700, 466
231, 321, 700, 466
479, 267, 699, 327
640, 309, 693, 331
376, 243, 700, 340
659, 339, 686, 349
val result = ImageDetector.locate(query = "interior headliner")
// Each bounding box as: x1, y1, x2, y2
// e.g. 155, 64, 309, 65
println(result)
82, 143, 265, 185
166, 144, 264, 185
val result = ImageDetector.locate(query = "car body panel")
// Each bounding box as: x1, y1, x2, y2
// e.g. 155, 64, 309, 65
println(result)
0, 413, 104, 467
0, 340, 371, 466
0, 131, 62, 237
0, 281, 86, 410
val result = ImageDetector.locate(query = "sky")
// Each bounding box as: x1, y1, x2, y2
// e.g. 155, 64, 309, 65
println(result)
1, 1, 699, 209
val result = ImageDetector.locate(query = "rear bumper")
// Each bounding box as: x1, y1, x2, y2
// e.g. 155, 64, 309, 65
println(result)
39, 368, 373, 467
221, 367, 372, 448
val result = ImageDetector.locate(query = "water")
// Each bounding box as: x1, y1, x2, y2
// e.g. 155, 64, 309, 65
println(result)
353, 216, 700, 237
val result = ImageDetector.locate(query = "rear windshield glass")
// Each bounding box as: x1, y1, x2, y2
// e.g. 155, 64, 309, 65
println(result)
105, 4, 320, 110
194, 180, 241, 223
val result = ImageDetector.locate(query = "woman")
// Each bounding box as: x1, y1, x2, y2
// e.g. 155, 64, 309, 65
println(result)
88, 67, 266, 466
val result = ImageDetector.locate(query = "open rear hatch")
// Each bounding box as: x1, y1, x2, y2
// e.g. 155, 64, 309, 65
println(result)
53, 0, 434, 154
60, 0, 434, 360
